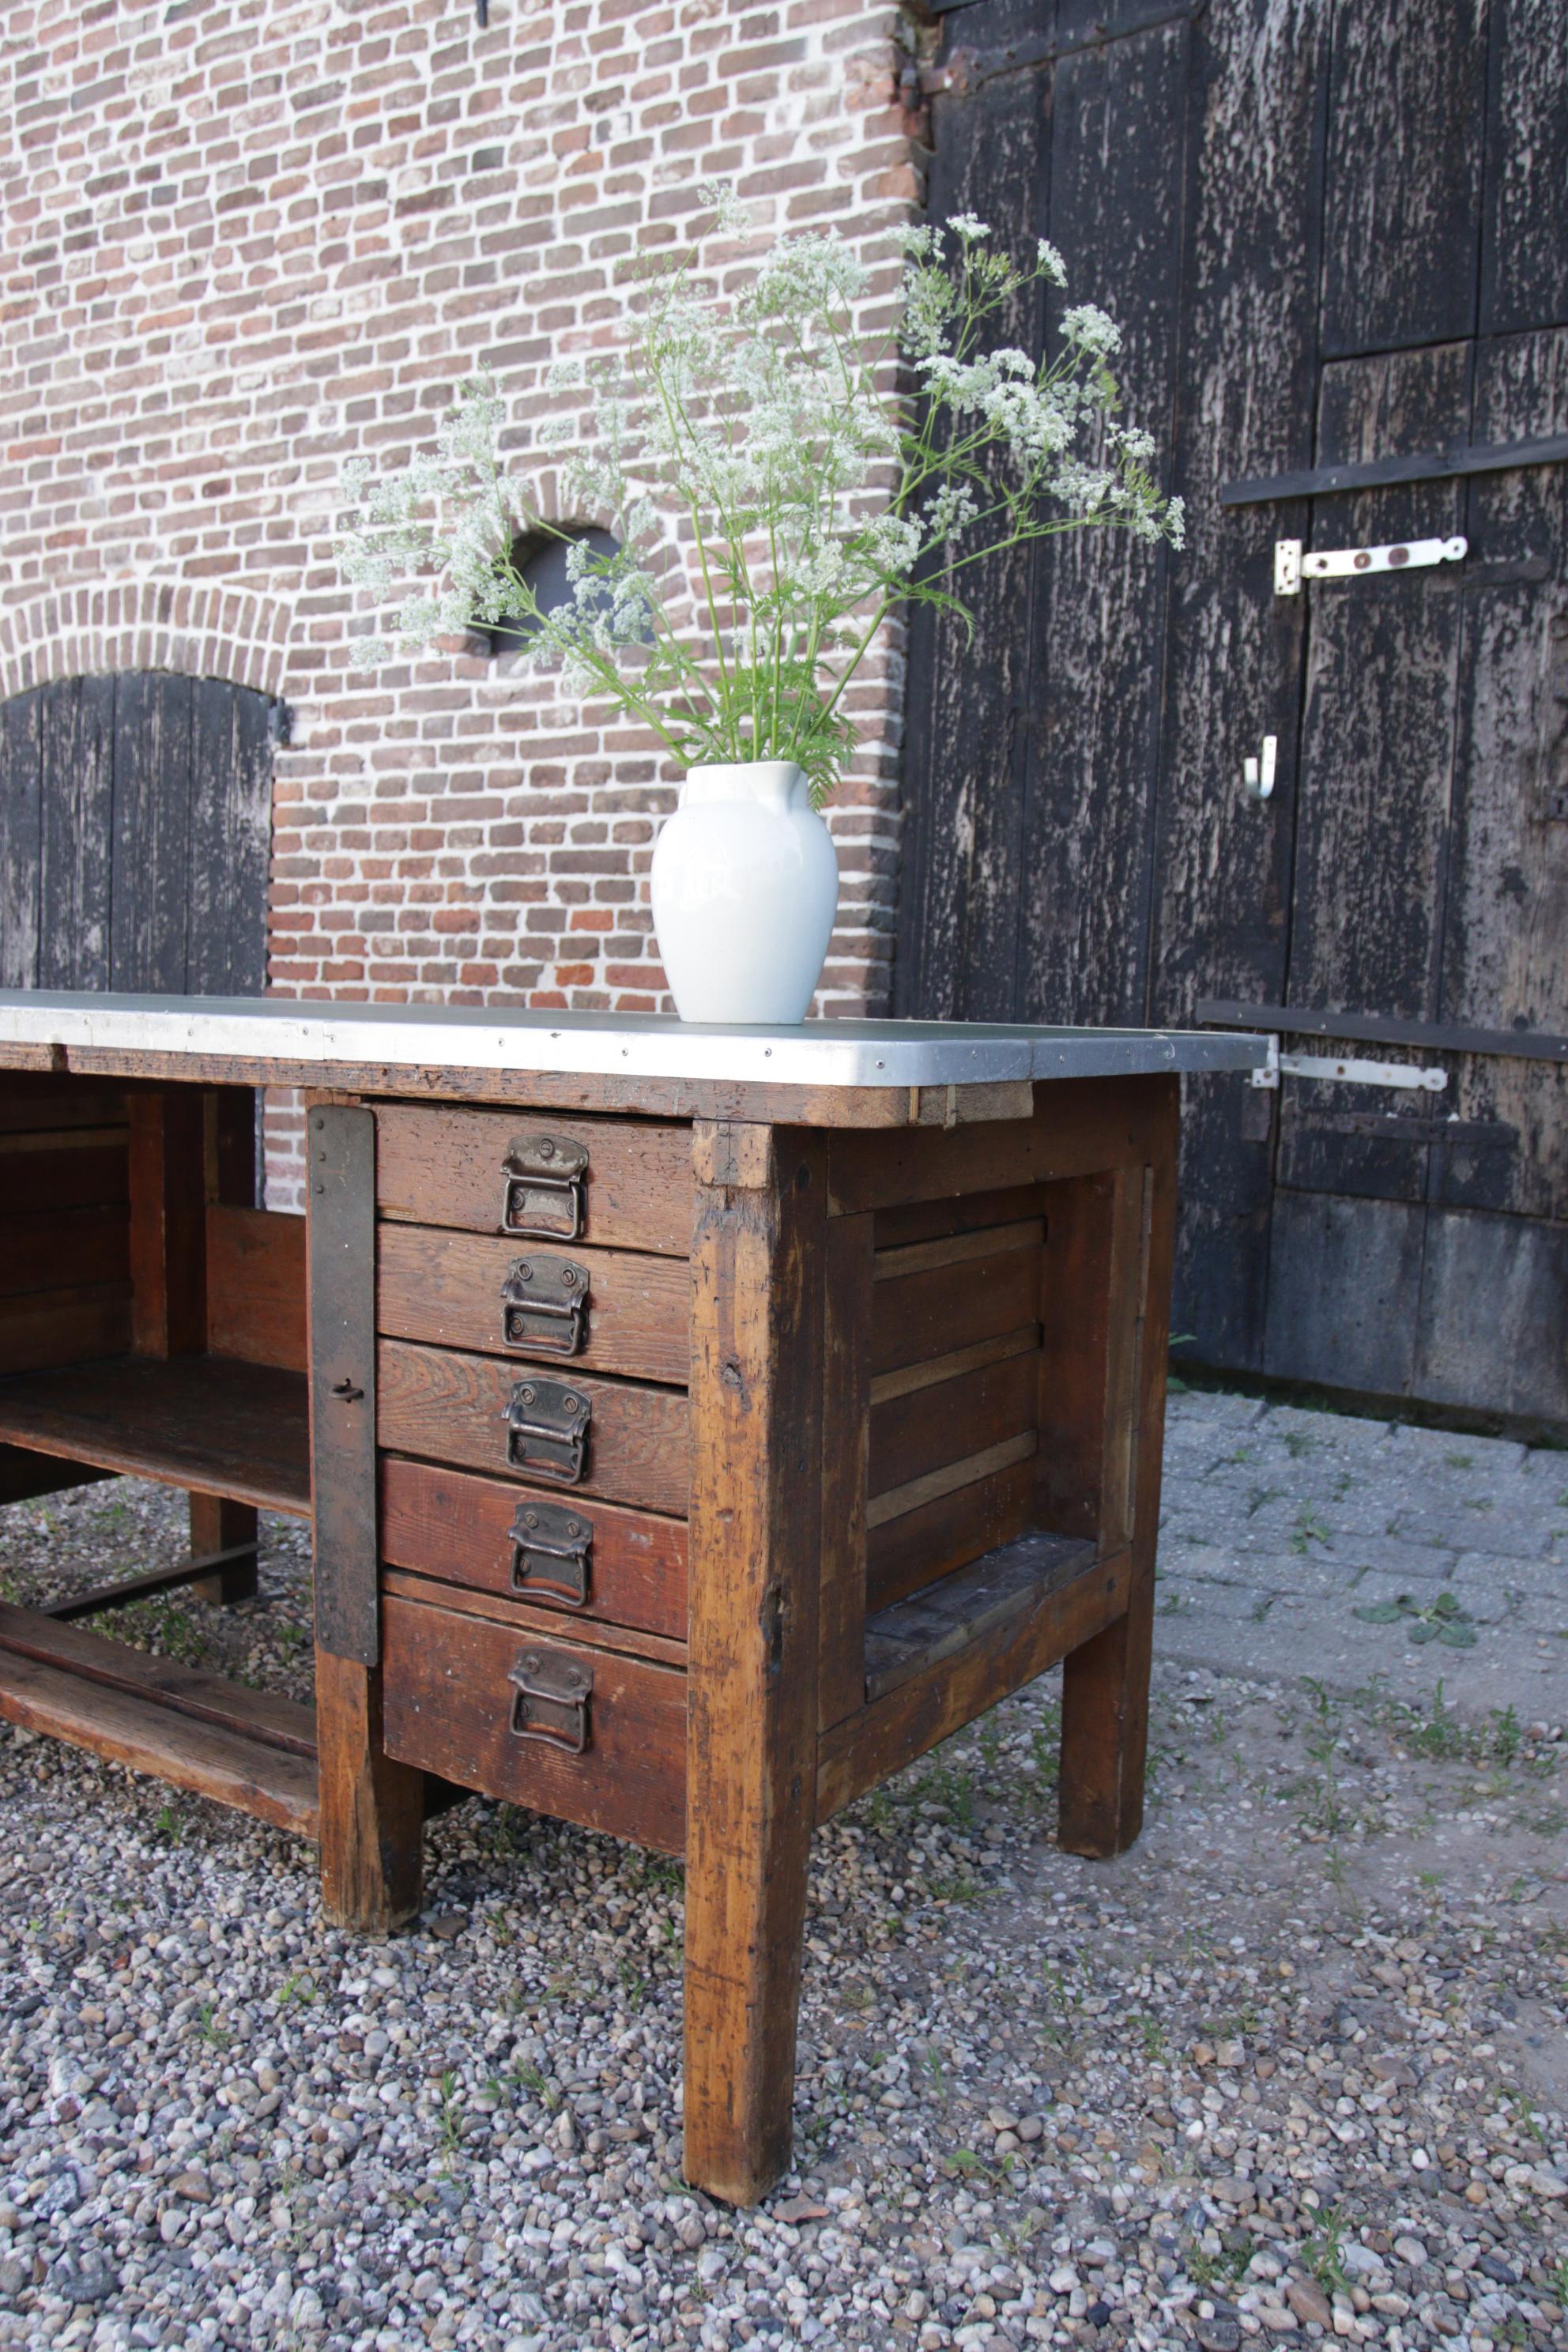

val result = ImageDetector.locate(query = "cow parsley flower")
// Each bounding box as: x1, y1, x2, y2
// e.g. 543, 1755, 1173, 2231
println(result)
334, 184, 1182, 804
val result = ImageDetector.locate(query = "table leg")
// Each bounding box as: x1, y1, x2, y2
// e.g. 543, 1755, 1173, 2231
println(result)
1054, 1089, 1178, 1859
187, 1494, 259, 1607
683, 1121, 826, 2207
315, 1648, 424, 1932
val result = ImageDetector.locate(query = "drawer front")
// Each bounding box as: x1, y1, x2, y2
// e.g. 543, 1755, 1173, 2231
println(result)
379, 1455, 688, 1642
375, 1106, 695, 1257
381, 1593, 686, 1853
377, 1339, 690, 1515
377, 1223, 689, 1385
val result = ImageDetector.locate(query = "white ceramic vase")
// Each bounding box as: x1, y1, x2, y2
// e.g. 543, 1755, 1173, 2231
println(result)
650, 760, 839, 1025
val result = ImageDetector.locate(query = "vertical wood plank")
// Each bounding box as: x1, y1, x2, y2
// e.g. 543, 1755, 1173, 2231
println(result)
684, 1119, 826, 2207
307, 1104, 379, 1666
1479, 0, 1568, 337
817, 1209, 873, 1734
1057, 1078, 1175, 1858
39, 675, 114, 992
111, 672, 194, 993
189, 681, 273, 997
315, 1647, 425, 1935
1318, 0, 1487, 358
187, 1492, 260, 1608
127, 1089, 208, 1357
1149, 0, 1330, 1374
0, 685, 42, 991
1016, 10, 1189, 1028
308, 1102, 421, 1931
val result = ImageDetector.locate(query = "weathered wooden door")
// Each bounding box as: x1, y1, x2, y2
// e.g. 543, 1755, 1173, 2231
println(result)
0, 674, 276, 995
897, 0, 1568, 1424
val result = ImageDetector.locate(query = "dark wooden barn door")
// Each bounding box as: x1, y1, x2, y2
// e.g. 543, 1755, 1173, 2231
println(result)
897, 0, 1568, 1425
0, 674, 276, 997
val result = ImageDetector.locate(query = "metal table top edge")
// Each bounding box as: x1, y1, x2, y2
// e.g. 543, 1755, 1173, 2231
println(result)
0, 991, 1270, 1090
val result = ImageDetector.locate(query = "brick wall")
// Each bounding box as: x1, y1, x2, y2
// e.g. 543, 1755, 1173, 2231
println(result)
0, 0, 926, 1202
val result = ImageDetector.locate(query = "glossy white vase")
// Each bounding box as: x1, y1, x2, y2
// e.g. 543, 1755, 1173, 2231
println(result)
650, 760, 839, 1025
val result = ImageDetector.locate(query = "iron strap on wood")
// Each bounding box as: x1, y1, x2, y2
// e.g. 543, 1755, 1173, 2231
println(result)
1221, 432, 1568, 507
308, 1104, 379, 1666
1198, 1000, 1568, 1067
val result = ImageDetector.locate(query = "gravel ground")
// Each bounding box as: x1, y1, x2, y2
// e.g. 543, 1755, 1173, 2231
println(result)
2, 1466, 1566, 2352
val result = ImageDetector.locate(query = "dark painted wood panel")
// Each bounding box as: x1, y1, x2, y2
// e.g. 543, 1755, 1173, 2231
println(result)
894, 0, 1050, 1021
1319, 0, 1488, 358
1436, 326, 1568, 1221
1263, 1189, 1424, 1397
1151, 0, 1331, 1373
1279, 342, 1472, 1207
1015, 13, 1189, 1027
189, 678, 273, 997
1480, 0, 1568, 337
0, 688, 41, 990
111, 672, 194, 994
39, 677, 114, 992
1414, 1206, 1568, 1425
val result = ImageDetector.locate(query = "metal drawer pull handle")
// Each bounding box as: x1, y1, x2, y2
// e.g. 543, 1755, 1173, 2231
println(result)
503, 1378, 591, 1484
501, 1133, 589, 1240
508, 1649, 592, 1753
508, 1500, 592, 1608
500, 1253, 589, 1357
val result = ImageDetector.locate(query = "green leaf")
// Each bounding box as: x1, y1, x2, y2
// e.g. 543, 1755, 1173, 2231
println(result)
1409, 1621, 1439, 1644
1438, 1623, 1478, 1648
1352, 1603, 1407, 1625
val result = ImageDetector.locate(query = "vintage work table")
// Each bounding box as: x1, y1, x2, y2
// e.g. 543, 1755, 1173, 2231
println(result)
0, 992, 1262, 2202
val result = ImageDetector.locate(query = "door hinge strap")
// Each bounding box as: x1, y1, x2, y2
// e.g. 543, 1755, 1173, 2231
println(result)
1250, 1039, 1447, 1092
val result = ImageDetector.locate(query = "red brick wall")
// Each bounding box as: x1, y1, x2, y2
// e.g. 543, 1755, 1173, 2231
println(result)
0, 0, 925, 1200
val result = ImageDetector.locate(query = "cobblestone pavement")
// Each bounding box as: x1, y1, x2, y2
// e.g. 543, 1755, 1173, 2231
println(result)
1155, 1389, 1568, 1725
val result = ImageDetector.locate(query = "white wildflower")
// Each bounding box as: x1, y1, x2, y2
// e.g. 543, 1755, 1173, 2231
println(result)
947, 213, 991, 241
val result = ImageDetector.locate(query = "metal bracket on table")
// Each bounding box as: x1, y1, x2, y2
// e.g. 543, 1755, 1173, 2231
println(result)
1250, 1036, 1449, 1093
1275, 537, 1467, 595
501, 1133, 589, 1241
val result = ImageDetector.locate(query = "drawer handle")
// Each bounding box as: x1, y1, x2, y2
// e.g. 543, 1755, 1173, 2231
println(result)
501, 1133, 589, 1241
503, 1378, 590, 1485
509, 1499, 592, 1608
508, 1648, 592, 1753
500, 1253, 589, 1358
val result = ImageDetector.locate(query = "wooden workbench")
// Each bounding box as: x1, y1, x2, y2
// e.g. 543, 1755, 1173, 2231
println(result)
0, 992, 1263, 2203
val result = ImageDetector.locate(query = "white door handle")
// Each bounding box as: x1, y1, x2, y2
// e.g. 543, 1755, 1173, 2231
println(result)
1243, 736, 1277, 801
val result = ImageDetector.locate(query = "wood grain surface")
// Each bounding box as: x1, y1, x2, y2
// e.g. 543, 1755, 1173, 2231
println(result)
377, 1222, 688, 1384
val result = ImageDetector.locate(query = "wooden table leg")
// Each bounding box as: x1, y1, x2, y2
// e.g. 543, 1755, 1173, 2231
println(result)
315, 1648, 425, 1932
1053, 1084, 1178, 1859
684, 1121, 826, 2207
187, 1494, 259, 1607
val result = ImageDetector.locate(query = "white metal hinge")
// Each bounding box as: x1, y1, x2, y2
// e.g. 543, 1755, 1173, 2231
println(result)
1275, 536, 1467, 595
1250, 1038, 1449, 1092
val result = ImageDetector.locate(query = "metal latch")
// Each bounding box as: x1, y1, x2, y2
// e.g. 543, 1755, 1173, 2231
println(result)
1251, 1037, 1448, 1092
503, 1378, 591, 1484
1276, 536, 1466, 595
508, 1499, 592, 1608
507, 1649, 592, 1752
501, 1253, 589, 1356
501, 1133, 589, 1240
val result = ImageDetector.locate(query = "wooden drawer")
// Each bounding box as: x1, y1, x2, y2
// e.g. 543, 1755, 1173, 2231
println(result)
379, 1455, 687, 1642
377, 1339, 690, 1515
377, 1223, 688, 1384
381, 1591, 686, 1853
375, 1106, 695, 1257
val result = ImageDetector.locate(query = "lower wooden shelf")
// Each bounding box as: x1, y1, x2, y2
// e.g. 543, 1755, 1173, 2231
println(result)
0, 1354, 310, 1514
0, 1602, 318, 1835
